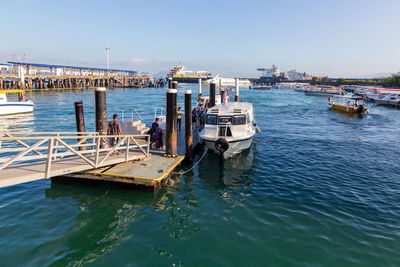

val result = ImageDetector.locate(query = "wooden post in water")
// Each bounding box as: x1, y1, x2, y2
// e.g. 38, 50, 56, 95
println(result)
235, 78, 239, 102
95, 87, 107, 148
74, 101, 86, 151
210, 82, 216, 108
184, 90, 193, 162
166, 85, 178, 157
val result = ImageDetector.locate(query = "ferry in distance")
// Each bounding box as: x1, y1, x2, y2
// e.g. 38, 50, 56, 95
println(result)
203, 76, 252, 87
167, 62, 212, 83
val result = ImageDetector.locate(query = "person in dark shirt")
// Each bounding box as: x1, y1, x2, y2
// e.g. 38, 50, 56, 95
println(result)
148, 118, 159, 148
177, 107, 182, 131
107, 114, 122, 154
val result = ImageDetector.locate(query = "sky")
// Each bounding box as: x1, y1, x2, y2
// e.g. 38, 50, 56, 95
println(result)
1, 0, 400, 78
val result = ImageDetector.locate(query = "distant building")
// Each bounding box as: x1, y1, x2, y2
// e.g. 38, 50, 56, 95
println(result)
5, 61, 138, 77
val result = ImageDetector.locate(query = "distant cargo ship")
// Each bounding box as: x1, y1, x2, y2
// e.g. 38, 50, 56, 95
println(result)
257, 65, 289, 80
167, 63, 213, 83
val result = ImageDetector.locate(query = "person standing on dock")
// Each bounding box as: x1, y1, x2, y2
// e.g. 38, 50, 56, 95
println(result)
148, 118, 159, 148
107, 114, 123, 153
177, 107, 182, 131
192, 108, 198, 129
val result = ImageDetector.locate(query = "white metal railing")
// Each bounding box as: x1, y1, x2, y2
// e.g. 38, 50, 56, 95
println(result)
122, 108, 143, 122
0, 132, 151, 179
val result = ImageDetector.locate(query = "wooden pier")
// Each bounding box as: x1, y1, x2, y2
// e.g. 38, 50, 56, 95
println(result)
0, 61, 152, 90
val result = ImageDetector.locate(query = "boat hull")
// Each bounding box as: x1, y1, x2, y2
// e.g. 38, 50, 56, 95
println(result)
375, 99, 400, 107
202, 137, 254, 158
305, 91, 338, 96
251, 86, 272, 90
0, 102, 34, 115
171, 76, 212, 83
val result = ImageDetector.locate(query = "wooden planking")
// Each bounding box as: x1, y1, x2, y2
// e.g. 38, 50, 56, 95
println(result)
84, 152, 184, 181
0, 152, 146, 188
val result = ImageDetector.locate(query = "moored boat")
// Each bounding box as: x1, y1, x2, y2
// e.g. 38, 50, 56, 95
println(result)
0, 90, 34, 115
199, 102, 260, 159
374, 93, 400, 107
328, 96, 368, 114
250, 85, 272, 90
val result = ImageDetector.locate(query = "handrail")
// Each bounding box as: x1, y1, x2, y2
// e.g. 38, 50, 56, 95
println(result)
225, 122, 232, 138
0, 132, 151, 179
121, 108, 143, 122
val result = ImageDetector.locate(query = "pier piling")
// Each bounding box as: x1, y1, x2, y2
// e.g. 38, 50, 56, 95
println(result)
74, 101, 86, 151
235, 78, 239, 102
198, 78, 202, 98
166, 86, 178, 157
95, 87, 107, 138
210, 82, 216, 108
184, 90, 193, 162
168, 78, 172, 89
172, 81, 178, 89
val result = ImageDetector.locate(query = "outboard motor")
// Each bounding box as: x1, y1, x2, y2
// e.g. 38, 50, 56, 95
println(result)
357, 105, 364, 114
215, 138, 229, 165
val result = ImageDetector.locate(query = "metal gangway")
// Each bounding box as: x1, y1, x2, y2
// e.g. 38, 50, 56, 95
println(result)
0, 132, 151, 188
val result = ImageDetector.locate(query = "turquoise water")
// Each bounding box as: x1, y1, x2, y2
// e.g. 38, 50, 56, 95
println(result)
1, 86, 400, 266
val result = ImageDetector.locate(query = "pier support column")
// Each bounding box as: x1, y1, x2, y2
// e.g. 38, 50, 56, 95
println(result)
95, 87, 108, 149
166, 86, 178, 157
235, 78, 239, 102
198, 78, 202, 99
184, 90, 193, 162
210, 82, 216, 108
172, 81, 178, 90
74, 101, 86, 151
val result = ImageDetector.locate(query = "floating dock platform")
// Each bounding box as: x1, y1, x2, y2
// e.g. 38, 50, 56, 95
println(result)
54, 118, 201, 192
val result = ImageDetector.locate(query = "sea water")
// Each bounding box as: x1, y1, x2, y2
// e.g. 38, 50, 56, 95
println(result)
0, 86, 399, 266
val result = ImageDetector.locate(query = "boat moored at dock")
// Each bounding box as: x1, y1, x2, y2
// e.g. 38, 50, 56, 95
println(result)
199, 102, 259, 159
0, 90, 34, 115
374, 93, 400, 107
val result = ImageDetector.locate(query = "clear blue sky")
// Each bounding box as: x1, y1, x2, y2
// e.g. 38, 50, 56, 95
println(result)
1, 0, 400, 77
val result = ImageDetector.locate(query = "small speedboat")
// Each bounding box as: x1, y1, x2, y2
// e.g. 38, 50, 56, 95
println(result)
374, 93, 400, 107
0, 90, 34, 115
199, 101, 260, 159
328, 96, 368, 114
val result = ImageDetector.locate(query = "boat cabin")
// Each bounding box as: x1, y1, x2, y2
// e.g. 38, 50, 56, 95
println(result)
204, 102, 254, 138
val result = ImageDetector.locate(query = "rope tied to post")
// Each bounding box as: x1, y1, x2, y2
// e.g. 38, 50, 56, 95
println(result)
171, 148, 209, 175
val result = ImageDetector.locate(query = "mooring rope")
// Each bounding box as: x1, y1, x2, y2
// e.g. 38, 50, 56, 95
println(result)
171, 148, 209, 175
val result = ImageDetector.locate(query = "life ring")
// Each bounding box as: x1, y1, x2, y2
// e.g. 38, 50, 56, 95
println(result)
215, 138, 229, 152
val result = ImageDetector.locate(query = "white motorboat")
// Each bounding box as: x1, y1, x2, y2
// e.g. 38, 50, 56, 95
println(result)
199, 102, 260, 159
374, 93, 400, 107
197, 95, 222, 107
0, 90, 34, 115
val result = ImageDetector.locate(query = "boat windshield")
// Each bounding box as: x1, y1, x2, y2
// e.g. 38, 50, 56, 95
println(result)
206, 114, 218, 125
206, 114, 247, 125
218, 116, 232, 125
232, 115, 246, 125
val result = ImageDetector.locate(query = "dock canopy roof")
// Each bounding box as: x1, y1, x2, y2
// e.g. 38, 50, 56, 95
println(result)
7, 61, 137, 74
